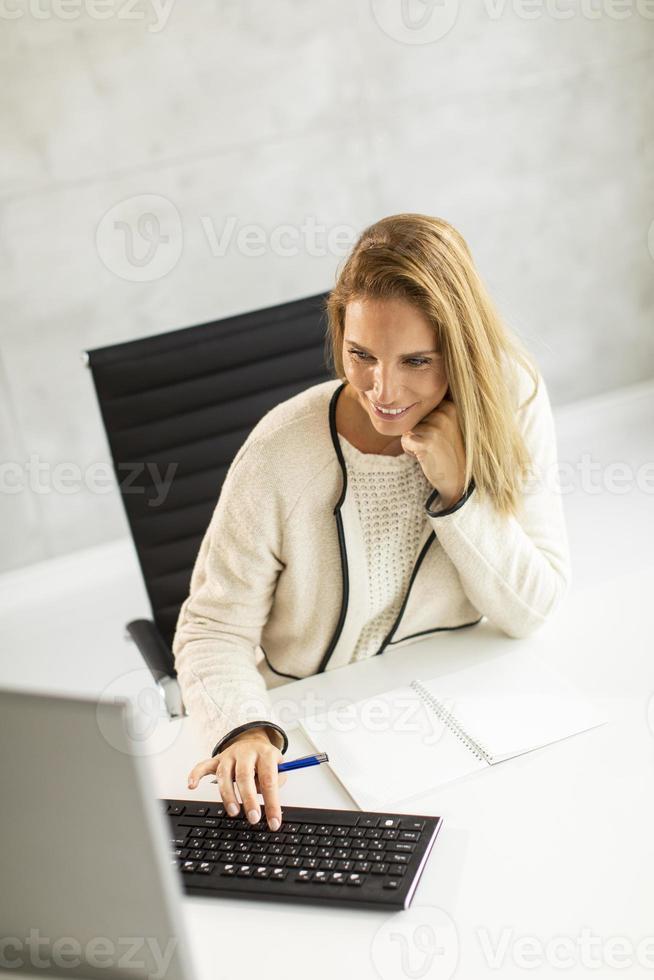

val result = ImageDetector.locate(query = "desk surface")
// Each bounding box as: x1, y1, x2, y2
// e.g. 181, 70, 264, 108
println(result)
1, 379, 653, 980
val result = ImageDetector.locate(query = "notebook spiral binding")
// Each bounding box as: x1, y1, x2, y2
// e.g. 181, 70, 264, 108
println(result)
410, 679, 494, 765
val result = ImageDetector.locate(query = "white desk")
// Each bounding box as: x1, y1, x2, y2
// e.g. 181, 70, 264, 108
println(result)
1, 379, 653, 980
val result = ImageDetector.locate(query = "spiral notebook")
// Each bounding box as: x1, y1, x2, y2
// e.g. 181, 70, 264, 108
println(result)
299, 651, 607, 810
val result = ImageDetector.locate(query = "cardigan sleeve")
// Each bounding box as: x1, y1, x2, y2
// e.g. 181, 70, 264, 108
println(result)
171, 439, 289, 758
424, 368, 572, 639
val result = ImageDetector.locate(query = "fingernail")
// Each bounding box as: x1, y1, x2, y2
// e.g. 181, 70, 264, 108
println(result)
247, 808, 260, 824
226, 803, 239, 816
269, 817, 280, 832
188, 778, 195, 787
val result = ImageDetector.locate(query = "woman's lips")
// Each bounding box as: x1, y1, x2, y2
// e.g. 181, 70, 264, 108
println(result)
369, 401, 416, 421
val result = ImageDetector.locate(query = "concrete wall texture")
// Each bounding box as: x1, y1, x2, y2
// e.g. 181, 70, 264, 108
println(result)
1, 0, 653, 572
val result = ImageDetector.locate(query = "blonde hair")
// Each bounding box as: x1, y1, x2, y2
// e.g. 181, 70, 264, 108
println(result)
324, 213, 540, 518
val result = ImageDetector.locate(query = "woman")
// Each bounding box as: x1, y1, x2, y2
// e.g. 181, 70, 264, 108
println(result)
172, 213, 571, 832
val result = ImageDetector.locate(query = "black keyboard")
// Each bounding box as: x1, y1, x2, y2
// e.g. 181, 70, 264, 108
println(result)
162, 799, 442, 910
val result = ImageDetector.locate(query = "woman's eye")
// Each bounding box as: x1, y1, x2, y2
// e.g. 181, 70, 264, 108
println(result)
347, 349, 430, 368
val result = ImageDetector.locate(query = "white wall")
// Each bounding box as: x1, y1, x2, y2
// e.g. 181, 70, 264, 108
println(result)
1, 0, 653, 573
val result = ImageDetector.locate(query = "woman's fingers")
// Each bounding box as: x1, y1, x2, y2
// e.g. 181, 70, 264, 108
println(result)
187, 756, 218, 788
235, 755, 261, 825
255, 752, 283, 831
216, 756, 239, 816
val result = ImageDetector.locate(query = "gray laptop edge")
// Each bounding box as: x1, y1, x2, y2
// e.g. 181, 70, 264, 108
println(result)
0, 687, 196, 980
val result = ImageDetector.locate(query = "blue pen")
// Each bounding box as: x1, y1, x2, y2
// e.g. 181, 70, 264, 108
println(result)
277, 752, 329, 773
209, 751, 328, 783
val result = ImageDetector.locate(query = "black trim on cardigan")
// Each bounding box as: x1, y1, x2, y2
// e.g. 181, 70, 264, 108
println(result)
315, 382, 350, 673
387, 616, 484, 646
425, 479, 476, 518
373, 531, 436, 656
259, 645, 302, 681
211, 721, 289, 758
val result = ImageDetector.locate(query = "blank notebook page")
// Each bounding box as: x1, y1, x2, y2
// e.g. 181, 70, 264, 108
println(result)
419, 651, 606, 763
300, 684, 487, 811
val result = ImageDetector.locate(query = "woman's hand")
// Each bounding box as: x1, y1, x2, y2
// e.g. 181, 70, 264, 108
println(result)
187, 727, 288, 831
401, 393, 467, 509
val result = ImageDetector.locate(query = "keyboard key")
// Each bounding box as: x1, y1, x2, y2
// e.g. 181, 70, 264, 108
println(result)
296, 870, 313, 882
393, 842, 415, 853
400, 819, 425, 831
354, 862, 370, 873
383, 878, 401, 890
370, 863, 389, 875
197, 862, 214, 875
318, 859, 336, 870
271, 868, 288, 881
254, 866, 270, 879
388, 865, 407, 876
335, 860, 353, 872
179, 817, 219, 828
388, 853, 410, 864
399, 831, 420, 842
329, 871, 346, 884
237, 865, 253, 877
352, 850, 368, 862
181, 861, 197, 873
313, 871, 329, 883
189, 850, 204, 861
167, 805, 184, 815
220, 864, 237, 876
382, 829, 399, 840
346, 873, 363, 887
358, 816, 379, 828
379, 817, 401, 829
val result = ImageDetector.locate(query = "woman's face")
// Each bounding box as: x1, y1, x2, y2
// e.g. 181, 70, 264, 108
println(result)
342, 296, 449, 433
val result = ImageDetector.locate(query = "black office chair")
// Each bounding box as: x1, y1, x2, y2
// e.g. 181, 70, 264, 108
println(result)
83, 291, 333, 717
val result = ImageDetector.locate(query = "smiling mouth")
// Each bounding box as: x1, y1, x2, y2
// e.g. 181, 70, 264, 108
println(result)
370, 401, 416, 420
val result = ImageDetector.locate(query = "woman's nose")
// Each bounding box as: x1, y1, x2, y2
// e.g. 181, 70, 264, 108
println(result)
372, 366, 402, 404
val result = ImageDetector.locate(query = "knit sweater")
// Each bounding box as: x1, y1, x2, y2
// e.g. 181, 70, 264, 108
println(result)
337, 434, 434, 663
172, 365, 571, 758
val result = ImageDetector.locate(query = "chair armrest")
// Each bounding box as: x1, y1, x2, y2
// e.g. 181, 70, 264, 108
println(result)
126, 618, 186, 719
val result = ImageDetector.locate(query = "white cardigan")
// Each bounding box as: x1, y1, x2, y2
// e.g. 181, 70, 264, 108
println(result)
172, 366, 571, 757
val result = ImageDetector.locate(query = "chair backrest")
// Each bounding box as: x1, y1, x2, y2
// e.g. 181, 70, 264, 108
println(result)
86, 291, 333, 651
